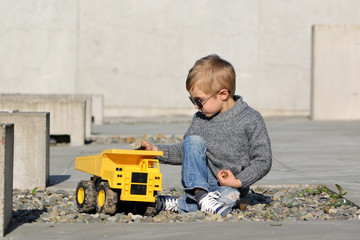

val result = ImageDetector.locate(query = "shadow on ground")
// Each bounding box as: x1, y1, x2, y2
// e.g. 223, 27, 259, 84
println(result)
49, 175, 71, 186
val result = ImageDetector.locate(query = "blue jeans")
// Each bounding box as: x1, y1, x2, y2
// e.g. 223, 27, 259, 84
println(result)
178, 135, 240, 213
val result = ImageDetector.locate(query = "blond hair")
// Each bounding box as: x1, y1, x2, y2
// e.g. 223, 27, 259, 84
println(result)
186, 54, 236, 97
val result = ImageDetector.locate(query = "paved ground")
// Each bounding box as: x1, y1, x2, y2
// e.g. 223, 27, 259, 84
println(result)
4, 117, 360, 239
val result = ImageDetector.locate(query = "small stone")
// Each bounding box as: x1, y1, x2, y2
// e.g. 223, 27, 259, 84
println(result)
255, 204, 266, 211
153, 214, 167, 223
20, 189, 30, 194
237, 211, 244, 219
143, 216, 154, 223
99, 214, 110, 220
195, 211, 205, 219
312, 210, 323, 218
131, 214, 143, 221
283, 198, 294, 205
273, 192, 284, 201
55, 190, 68, 195
348, 207, 358, 214
320, 214, 331, 220
301, 213, 314, 220
210, 214, 222, 221
328, 208, 338, 214
41, 212, 51, 219
129, 138, 143, 150
123, 214, 132, 221
323, 206, 331, 213
107, 216, 118, 222
272, 201, 281, 208
133, 217, 142, 223
65, 214, 77, 221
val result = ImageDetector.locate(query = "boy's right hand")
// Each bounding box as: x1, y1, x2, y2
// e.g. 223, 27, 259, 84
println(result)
217, 169, 243, 189
141, 140, 158, 151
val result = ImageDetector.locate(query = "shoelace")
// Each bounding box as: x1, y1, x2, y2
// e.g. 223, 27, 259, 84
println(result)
164, 198, 178, 212
158, 196, 179, 212
200, 191, 225, 213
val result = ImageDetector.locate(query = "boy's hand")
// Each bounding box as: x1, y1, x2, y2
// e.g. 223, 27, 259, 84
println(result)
217, 169, 242, 188
141, 140, 158, 151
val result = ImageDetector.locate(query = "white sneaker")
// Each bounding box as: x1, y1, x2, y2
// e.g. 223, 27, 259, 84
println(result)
199, 191, 231, 216
157, 195, 179, 212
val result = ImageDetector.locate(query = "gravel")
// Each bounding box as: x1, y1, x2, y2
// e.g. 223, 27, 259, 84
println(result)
87, 134, 184, 145
27, 134, 360, 225
12, 185, 360, 227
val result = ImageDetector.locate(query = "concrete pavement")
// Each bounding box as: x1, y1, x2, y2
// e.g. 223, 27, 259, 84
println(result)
4, 221, 360, 240
4, 117, 360, 239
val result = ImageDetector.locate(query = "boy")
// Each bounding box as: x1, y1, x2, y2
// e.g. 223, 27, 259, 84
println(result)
142, 54, 272, 216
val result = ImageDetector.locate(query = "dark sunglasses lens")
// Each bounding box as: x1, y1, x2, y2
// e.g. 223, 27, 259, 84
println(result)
189, 97, 195, 105
189, 97, 203, 108
194, 99, 203, 109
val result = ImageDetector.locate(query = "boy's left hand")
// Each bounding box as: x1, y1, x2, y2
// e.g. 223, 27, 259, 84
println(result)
217, 169, 242, 188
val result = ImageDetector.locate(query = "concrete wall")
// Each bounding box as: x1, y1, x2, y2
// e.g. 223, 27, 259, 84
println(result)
0, 112, 49, 189
311, 25, 360, 120
0, 124, 14, 237
1, 0, 360, 119
0, 0, 77, 94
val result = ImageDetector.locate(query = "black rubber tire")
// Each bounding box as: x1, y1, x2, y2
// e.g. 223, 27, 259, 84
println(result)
143, 194, 159, 216
134, 202, 148, 215
96, 181, 118, 215
76, 180, 96, 213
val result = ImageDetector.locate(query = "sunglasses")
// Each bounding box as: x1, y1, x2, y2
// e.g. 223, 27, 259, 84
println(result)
188, 90, 220, 109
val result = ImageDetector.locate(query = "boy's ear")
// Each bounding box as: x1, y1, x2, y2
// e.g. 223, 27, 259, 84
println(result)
219, 89, 230, 100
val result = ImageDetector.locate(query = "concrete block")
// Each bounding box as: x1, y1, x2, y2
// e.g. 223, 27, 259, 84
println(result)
78, 95, 92, 139
0, 124, 14, 236
311, 25, 360, 120
0, 112, 49, 189
0, 94, 87, 146
91, 94, 104, 125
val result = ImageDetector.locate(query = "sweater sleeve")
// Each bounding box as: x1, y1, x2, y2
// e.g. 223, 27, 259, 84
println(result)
155, 142, 183, 165
236, 115, 272, 188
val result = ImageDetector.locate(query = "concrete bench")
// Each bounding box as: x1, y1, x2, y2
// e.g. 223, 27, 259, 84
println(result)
0, 123, 14, 236
0, 112, 49, 190
0, 94, 98, 146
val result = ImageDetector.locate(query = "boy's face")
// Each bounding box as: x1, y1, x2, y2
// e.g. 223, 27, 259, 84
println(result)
189, 86, 225, 117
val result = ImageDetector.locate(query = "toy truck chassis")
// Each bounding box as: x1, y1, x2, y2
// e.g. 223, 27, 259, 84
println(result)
75, 149, 163, 215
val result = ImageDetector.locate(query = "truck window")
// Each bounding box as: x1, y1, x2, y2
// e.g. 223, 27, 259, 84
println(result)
148, 161, 157, 168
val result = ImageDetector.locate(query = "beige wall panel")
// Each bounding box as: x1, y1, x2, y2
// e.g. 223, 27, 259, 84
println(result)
312, 25, 360, 120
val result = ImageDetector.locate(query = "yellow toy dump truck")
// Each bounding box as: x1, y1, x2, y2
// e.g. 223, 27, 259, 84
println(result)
75, 149, 163, 215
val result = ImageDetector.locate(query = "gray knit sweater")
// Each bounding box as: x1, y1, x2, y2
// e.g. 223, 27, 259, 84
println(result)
156, 95, 272, 189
